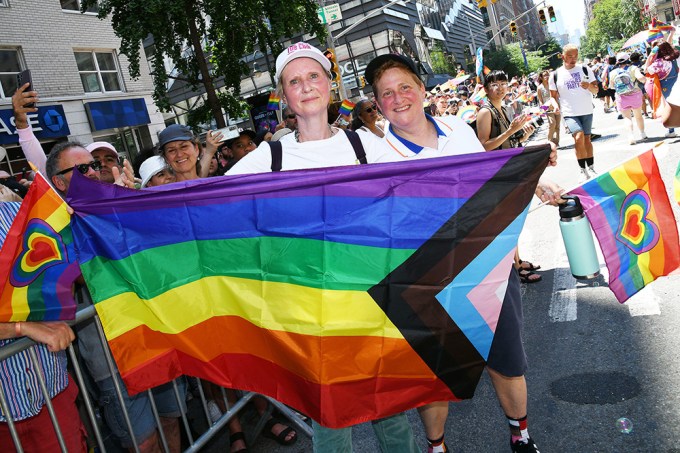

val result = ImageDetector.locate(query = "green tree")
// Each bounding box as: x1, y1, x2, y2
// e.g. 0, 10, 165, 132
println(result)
580, 0, 646, 58
430, 42, 457, 74
81, 0, 326, 129
534, 36, 562, 69
484, 44, 548, 77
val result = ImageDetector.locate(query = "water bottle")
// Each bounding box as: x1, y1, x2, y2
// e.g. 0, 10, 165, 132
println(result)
559, 196, 600, 280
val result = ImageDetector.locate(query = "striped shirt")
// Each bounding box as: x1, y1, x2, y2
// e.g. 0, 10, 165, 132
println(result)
0, 202, 69, 422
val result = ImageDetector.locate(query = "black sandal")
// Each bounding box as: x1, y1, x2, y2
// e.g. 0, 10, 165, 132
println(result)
229, 431, 248, 453
518, 269, 542, 284
263, 418, 298, 446
519, 260, 541, 271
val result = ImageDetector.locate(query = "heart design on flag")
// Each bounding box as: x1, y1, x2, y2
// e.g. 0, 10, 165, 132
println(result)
10, 219, 68, 287
616, 189, 660, 254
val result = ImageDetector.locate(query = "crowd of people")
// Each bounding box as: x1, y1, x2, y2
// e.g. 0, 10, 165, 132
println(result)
10, 30, 680, 452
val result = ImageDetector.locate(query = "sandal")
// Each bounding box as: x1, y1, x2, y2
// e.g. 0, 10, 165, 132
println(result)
263, 417, 298, 446
229, 431, 248, 453
518, 260, 541, 271
518, 269, 542, 284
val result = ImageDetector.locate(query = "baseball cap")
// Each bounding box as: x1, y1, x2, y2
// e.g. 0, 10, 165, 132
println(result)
275, 42, 331, 83
86, 141, 118, 157
364, 54, 420, 86
616, 52, 630, 63
158, 124, 194, 151
224, 129, 257, 149
139, 155, 171, 188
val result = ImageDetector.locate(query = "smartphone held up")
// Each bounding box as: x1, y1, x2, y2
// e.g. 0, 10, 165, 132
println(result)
17, 69, 35, 109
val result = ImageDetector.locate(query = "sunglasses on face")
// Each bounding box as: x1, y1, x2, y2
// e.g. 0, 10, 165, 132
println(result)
363, 104, 377, 113
286, 114, 296, 119
56, 160, 102, 176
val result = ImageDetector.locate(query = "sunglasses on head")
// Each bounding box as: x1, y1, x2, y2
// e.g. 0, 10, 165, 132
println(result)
56, 160, 102, 176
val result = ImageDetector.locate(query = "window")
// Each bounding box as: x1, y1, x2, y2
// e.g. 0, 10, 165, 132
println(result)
0, 0, 9, 7
75, 51, 123, 93
60, 0, 98, 13
0, 49, 21, 99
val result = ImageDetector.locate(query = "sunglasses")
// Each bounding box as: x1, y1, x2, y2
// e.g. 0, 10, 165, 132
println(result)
286, 114, 296, 119
56, 160, 102, 176
363, 104, 377, 113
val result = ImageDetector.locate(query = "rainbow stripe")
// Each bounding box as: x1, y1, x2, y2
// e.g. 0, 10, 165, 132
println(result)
0, 174, 79, 321
675, 158, 680, 207
570, 150, 680, 303
266, 92, 280, 111
68, 146, 551, 427
338, 99, 355, 116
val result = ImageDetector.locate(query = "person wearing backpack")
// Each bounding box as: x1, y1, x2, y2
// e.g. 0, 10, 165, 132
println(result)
608, 52, 647, 145
548, 44, 599, 182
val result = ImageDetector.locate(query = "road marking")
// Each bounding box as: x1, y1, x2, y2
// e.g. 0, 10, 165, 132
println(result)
548, 241, 577, 323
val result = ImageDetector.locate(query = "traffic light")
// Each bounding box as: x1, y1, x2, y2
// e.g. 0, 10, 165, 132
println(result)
538, 8, 547, 25
509, 21, 517, 36
358, 75, 366, 88
324, 49, 340, 83
476, 0, 488, 8
548, 5, 557, 22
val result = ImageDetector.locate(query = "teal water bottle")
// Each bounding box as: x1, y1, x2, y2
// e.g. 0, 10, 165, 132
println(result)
559, 196, 600, 280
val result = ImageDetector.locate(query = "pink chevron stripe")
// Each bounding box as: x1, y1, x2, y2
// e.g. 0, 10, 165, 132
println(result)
466, 248, 515, 333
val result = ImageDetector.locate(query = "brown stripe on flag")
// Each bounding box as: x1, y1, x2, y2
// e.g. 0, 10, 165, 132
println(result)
368, 145, 551, 398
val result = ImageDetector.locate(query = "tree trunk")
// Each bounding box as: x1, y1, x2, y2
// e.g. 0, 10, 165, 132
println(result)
186, 2, 226, 128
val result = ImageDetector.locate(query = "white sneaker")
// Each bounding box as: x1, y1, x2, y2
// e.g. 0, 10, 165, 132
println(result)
579, 167, 590, 183
629, 135, 636, 145
588, 165, 598, 176
207, 400, 222, 424
665, 131, 677, 138
640, 132, 648, 141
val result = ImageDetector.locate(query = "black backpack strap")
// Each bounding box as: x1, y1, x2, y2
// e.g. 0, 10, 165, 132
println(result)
343, 129, 367, 164
553, 70, 557, 85
269, 141, 283, 172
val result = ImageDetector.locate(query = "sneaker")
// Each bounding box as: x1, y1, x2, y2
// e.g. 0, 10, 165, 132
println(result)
579, 167, 590, 183
629, 135, 636, 145
590, 133, 601, 140
511, 437, 540, 453
665, 131, 677, 138
640, 132, 648, 141
588, 165, 598, 176
617, 113, 623, 120
207, 400, 222, 424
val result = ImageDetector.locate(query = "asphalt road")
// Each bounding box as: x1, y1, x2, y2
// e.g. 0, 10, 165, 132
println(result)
208, 104, 680, 453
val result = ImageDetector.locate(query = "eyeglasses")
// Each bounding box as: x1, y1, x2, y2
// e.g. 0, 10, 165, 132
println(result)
55, 160, 102, 176
489, 82, 509, 90
364, 104, 377, 113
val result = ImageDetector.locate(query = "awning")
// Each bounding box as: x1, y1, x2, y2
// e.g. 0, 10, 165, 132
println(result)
423, 26, 445, 41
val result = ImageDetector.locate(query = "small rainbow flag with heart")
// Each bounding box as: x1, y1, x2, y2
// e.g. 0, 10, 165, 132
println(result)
0, 173, 79, 321
570, 149, 680, 303
338, 99, 355, 116
266, 92, 281, 111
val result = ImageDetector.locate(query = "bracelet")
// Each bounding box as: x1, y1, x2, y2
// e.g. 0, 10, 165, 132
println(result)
14, 322, 22, 337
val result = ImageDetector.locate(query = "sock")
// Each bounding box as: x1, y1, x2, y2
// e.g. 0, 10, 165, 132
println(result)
507, 415, 529, 444
577, 158, 587, 169
427, 434, 447, 453
585, 157, 594, 167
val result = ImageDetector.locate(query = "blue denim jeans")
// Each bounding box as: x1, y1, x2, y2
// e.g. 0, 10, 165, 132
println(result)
312, 412, 419, 453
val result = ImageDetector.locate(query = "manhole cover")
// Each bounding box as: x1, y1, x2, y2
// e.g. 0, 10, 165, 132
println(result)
550, 372, 641, 404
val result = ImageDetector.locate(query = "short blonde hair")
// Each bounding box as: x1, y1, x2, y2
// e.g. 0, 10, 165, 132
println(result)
562, 44, 579, 54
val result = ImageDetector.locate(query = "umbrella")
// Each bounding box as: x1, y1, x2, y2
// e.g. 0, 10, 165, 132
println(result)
450, 74, 471, 86
622, 29, 664, 49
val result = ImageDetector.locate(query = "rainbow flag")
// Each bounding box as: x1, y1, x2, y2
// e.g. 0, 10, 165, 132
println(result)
470, 88, 487, 104
570, 150, 680, 303
0, 174, 79, 321
475, 47, 484, 79
675, 159, 680, 206
266, 92, 280, 111
68, 145, 551, 428
651, 18, 675, 32
338, 99, 355, 116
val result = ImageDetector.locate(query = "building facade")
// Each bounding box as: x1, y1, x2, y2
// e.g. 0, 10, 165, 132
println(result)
512, 0, 546, 46
0, 0, 166, 177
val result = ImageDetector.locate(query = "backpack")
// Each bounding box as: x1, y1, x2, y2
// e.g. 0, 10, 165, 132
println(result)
268, 129, 367, 171
612, 67, 636, 95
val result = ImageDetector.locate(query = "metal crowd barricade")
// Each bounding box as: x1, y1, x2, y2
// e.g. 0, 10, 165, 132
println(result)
0, 305, 312, 452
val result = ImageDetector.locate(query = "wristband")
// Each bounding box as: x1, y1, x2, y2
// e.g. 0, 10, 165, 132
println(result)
14, 322, 22, 337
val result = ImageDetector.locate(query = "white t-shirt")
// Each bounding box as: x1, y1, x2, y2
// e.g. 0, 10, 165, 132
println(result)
226, 128, 389, 174
548, 65, 596, 117
375, 114, 485, 162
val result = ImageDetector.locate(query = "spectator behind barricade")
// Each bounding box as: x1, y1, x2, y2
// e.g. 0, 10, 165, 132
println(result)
0, 203, 86, 452
351, 99, 385, 137
609, 52, 647, 145
43, 141, 183, 453
139, 155, 176, 188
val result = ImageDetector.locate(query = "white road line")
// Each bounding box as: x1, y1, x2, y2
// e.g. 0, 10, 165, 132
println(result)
548, 240, 577, 323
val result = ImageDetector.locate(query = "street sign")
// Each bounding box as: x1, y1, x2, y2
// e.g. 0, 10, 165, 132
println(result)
317, 3, 342, 25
